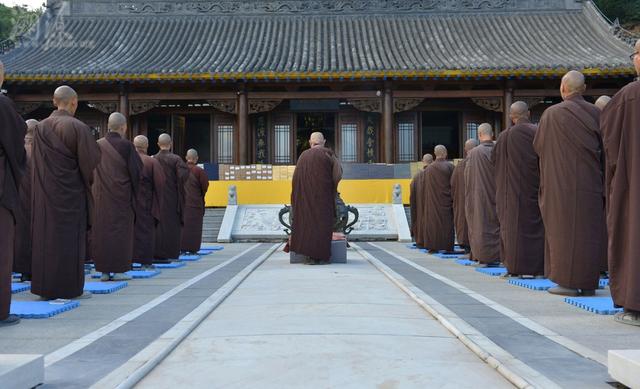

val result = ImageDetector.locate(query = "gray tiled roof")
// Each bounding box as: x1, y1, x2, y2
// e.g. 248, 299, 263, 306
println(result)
1, 0, 634, 82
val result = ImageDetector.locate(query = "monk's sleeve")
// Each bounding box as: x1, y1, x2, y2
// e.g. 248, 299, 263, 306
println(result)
410, 178, 417, 237
129, 146, 143, 196
331, 156, 343, 186
198, 169, 209, 197
75, 123, 101, 187
601, 99, 623, 200
0, 101, 27, 187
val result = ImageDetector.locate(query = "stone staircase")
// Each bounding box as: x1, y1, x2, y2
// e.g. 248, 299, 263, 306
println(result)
202, 207, 226, 243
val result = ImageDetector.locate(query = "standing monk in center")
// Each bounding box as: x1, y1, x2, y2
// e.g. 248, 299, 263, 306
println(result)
422, 145, 455, 252
493, 102, 544, 277
154, 133, 189, 262
534, 70, 606, 296
465, 123, 501, 267
92, 112, 142, 281
180, 149, 209, 254
132, 135, 165, 269
451, 139, 478, 255
290, 132, 342, 265
31, 86, 101, 300
410, 153, 434, 247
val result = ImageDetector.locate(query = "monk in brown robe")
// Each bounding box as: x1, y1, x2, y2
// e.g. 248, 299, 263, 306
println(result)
92, 113, 142, 281
13, 120, 36, 283
0, 61, 26, 327
133, 135, 165, 269
180, 149, 210, 254
410, 153, 433, 247
465, 123, 501, 267
601, 40, 640, 326
154, 133, 189, 262
451, 140, 477, 254
493, 102, 544, 277
290, 132, 342, 265
31, 86, 101, 300
422, 145, 454, 252
534, 70, 606, 297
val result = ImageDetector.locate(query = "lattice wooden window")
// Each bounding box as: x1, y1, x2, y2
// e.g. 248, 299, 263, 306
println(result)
274, 124, 291, 164
397, 122, 415, 162
340, 123, 358, 163
217, 124, 234, 164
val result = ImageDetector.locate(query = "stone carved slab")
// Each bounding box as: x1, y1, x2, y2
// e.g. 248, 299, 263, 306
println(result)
225, 204, 403, 241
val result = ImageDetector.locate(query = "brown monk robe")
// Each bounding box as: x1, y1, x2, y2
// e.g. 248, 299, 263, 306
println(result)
601, 41, 640, 325
465, 124, 501, 265
92, 113, 142, 280
534, 71, 606, 296
154, 133, 189, 261
409, 154, 432, 247
180, 149, 210, 254
451, 140, 477, 252
0, 68, 27, 326
290, 132, 342, 265
13, 120, 36, 283
422, 146, 455, 252
493, 102, 545, 277
132, 135, 165, 268
31, 86, 101, 300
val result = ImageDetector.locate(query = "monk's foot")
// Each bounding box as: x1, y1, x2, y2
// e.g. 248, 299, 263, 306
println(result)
534, 275, 546, 279
473, 261, 501, 268
75, 292, 93, 300
19, 273, 32, 282
500, 273, 518, 279
0, 314, 20, 327
302, 257, 315, 265
580, 289, 596, 297
111, 273, 132, 281
614, 310, 640, 327
548, 286, 580, 297
153, 258, 172, 264
100, 273, 112, 282
315, 259, 331, 265
141, 265, 156, 271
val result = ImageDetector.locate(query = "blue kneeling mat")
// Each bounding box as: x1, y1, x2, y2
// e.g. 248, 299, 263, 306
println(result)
509, 278, 557, 291
12, 273, 21, 280
200, 245, 224, 251
132, 262, 186, 269
599, 278, 609, 288
407, 243, 418, 249
197, 250, 213, 255
84, 281, 128, 294
475, 267, 508, 276
11, 283, 30, 294
91, 270, 160, 279
456, 259, 476, 266
564, 297, 623, 315
10, 300, 80, 319
179, 254, 201, 262
434, 253, 463, 259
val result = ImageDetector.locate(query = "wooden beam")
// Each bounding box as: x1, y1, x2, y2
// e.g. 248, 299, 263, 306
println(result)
393, 90, 504, 98
513, 88, 620, 97
13, 93, 119, 102
128, 92, 236, 101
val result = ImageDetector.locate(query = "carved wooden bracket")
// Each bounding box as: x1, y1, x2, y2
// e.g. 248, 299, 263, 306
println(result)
394, 98, 424, 113
249, 99, 282, 114
208, 100, 236, 114
472, 97, 503, 112
88, 101, 118, 114
130, 100, 160, 116
348, 99, 382, 113
16, 102, 43, 116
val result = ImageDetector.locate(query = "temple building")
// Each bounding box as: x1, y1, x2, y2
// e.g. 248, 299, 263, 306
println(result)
0, 0, 636, 165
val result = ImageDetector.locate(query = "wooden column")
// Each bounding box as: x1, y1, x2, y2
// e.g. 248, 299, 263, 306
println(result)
383, 85, 393, 163
502, 83, 514, 134
119, 86, 129, 118
237, 89, 248, 165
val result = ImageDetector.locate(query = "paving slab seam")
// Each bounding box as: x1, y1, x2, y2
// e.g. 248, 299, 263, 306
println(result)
44, 244, 260, 368
353, 243, 555, 389
376, 243, 608, 367
94, 243, 282, 389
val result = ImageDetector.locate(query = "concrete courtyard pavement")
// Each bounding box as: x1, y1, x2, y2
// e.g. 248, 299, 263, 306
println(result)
138, 249, 513, 389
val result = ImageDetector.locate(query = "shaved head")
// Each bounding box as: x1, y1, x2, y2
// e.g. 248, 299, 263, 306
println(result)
478, 123, 493, 141
186, 148, 199, 163
422, 153, 434, 166
595, 95, 611, 111
108, 112, 127, 135
158, 133, 172, 151
53, 85, 79, 115
309, 132, 326, 148
133, 135, 149, 153
434, 145, 447, 159
635, 39, 640, 75
510, 101, 530, 123
560, 70, 586, 100
25, 119, 38, 146
464, 139, 479, 155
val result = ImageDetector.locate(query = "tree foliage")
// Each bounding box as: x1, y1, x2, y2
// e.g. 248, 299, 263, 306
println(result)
594, 0, 640, 28
0, 4, 43, 42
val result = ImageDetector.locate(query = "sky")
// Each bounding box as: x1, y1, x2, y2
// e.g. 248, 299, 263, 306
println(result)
1, 0, 44, 10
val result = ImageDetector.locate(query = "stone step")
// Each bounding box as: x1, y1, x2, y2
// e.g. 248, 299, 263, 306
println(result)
609, 350, 640, 388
